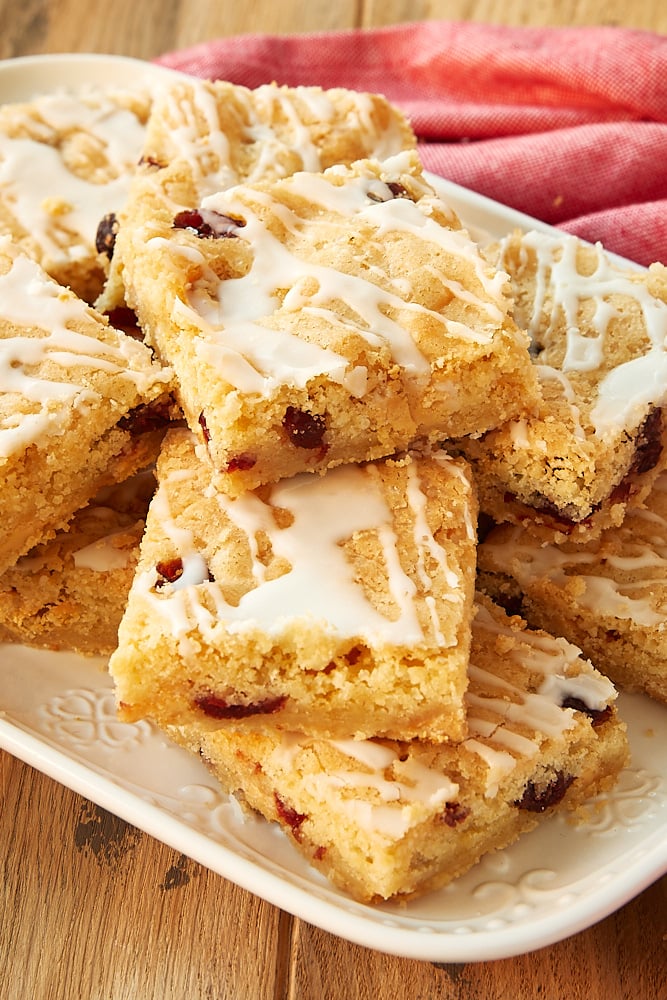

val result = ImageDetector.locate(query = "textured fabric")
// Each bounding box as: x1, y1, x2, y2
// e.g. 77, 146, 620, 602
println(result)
156, 21, 667, 265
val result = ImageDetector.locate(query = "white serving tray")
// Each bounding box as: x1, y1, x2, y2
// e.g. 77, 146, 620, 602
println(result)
0, 53, 665, 963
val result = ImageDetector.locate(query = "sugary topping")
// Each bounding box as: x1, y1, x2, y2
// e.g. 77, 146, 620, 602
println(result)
499, 230, 667, 437
0, 88, 148, 264
482, 474, 667, 628
463, 600, 615, 794
275, 735, 459, 841
0, 240, 166, 458
158, 153, 508, 400
139, 450, 473, 648
158, 80, 411, 194
72, 529, 136, 572
262, 598, 616, 838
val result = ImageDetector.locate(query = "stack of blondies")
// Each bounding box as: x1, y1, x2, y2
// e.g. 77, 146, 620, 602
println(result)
3, 72, 666, 902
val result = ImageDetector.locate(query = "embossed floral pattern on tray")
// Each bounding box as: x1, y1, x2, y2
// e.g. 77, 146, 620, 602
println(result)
1, 639, 665, 960
39, 688, 153, 749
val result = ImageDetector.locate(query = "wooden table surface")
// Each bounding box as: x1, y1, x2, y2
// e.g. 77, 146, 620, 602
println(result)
1, 2, 666, 998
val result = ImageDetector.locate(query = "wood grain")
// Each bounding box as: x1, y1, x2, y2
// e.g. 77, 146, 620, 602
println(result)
363, 0, 667, 32
0, 753, 292, 1000
289, 880, 667, 1000
0, 2, 666, 998
0, 0, 362, 60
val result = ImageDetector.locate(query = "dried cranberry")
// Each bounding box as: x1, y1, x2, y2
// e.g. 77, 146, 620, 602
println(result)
367, 180, 411, 203
155, 558, 184, 586
118, 399, 173, 435
608, 410, 664, 507
105, 306, 142, 340
630, 408, 663, 476
198, 412, 211, 443
194, 693, 287, 720
514, 772, 574, 812
386, 181, 410, 198
608, 481, 633, 505
561, 697, 613, 727
440, 801, 471, 828
282, 407, 327, 450
274, 793, 307, 840
503, 491, 590, 531
225, 453, 257, 473
95, 213, 119, 259
139, 154, 166, 169
173, 208, 246, 239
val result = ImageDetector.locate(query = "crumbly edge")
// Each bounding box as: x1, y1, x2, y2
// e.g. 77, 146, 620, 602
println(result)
477, 569, 667, 704
0, 421, 165, 575
455, 413, 667, 545
109, 431, 478, 742
165, 704, 627, 903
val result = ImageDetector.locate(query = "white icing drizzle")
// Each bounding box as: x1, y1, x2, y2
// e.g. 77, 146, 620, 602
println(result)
508, 419, 533, 449
0, 90, 147, 263
159, 154, 507, 399
482, 489, 667, 628
404, 459, 460, 643
73, 531, 134, 571
535, 363, 586, 440
500, 230, 667, 437
462, 601, 616, 796
160, 82, 235, 192
270, 735, 459, 841
140, 454, 469, 648
0, 245, 162, 457
465, 667, 576, 742
158, 80, 410, 194
432, 450, 478, 541
462, 740, 517, 798
254, 598, 617, 839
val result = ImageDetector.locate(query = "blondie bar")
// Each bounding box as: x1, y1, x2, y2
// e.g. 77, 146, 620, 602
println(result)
96, 76, 417, 313
117, 152, 538, 494
0, 236, 173, 574
0, 83, 152, 302
455, 230, 667, 543
167, 595, 628, 903
109, 427, 479, 742
0, 469, 155, 655
478, 472, 667, 703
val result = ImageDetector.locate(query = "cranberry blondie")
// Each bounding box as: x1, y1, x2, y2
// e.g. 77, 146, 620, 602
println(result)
109, 427, 479, 742
97, 76, 417, 313
0, 83, 153, 303
478, 471, 667, 704
116, 152, 538, 494
455, 230, 667, 543
167, 595, 628, 903
0, 236, 173, 574
0, 469, 155, 655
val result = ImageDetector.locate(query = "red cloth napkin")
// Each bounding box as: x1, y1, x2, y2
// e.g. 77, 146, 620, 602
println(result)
156, 21, 667, 267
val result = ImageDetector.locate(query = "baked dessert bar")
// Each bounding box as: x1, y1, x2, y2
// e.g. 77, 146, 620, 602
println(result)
0, 469, 155, 656
0, 83, 153, 303
478, 471, 667, 704
0, 236, 173, 575
167, 595, 628, 903
109, 427, 479, 742
454, 229, 667, 544
96, 76, 417, 313
116, 151, 538, 494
